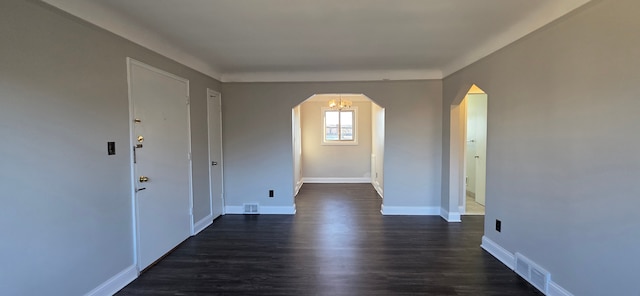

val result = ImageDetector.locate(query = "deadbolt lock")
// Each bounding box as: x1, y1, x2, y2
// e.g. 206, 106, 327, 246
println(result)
137, 136, 144, 143
139, 176, 149, 182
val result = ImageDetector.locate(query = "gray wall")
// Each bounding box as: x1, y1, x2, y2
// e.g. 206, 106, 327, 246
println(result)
0, 0, 220, 294
221, 80, 442, 209
301, 100, 372, 179
442, 0, 640, 295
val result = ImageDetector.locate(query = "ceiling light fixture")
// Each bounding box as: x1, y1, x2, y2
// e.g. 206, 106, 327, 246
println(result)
328, 95, 352, 110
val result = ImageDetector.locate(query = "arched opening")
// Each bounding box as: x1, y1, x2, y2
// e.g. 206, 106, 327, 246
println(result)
292, 93, 385, 213
447, 84, 488, 221
462, 86, 487, 215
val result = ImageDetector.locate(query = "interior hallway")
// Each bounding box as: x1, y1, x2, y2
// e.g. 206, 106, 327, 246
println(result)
465, 193, 485, 215
117, 184, 539, 295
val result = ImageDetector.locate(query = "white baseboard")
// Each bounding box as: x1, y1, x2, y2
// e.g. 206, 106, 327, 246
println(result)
373, 181, 383, 198
294, 180, 303, 196
481, 236, 515, 269
225, 205, 296, 215
224, 205, 243, 214
481, 236, 574, 296
84, 265, 137, 296
303, 177, 370, 183
548, 281, 575, 296
193, 214, 213, 235
380, 205, 440, 215
440, 208, 461, 222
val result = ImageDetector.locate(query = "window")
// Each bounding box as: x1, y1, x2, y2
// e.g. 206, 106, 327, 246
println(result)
323, 107, 357, 145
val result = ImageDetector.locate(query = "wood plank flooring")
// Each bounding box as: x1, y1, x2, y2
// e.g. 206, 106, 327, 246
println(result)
117, 183, 541, 295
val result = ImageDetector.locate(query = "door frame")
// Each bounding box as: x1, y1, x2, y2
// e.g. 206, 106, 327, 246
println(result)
207, 88, 225, 219
126, 58, 194, 271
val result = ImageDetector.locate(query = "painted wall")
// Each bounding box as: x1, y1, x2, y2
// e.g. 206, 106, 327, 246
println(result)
0, 1, 220, 295
300, 100, 372, 180
442, 0, 640, 295
221, 80, 442, 212
371, 103, 385, 196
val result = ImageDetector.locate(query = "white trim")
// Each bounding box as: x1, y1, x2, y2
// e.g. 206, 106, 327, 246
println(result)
43, 1, 587, 83
440, 208, 461, 222
321, 107, 358, 145
222, 69, 442, 82
186, 76, 194, 237
206, 92, 215, 221
206, 89, 225, 218
42, 0, 221, 80
372, 180, 383, 198
303, 177, 371, 183
380, 205, 440, 216
193, 214, 213, 235
126, 58, 192, 271
125, 58, 139, 273
548, 281, 575, 296
441, 0, 591, 77
224, 205, 243, 214
294, 179, 303, 196
480, 236, 515, 270
481, 236, 575, 296
260, 205, 297, 214
84, 265, 137, 296
225, 205, 297, 215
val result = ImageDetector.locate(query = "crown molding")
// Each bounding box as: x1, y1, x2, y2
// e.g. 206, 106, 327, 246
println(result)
41, 0, 222, 80
442, 0, 591, 77
221, 69, 442, 83
42, 0, 590, 83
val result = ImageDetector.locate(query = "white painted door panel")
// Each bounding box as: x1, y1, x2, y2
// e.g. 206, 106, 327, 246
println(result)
129, 60, 191, 271
474, 95, 487, 206
208, 90, 224, 219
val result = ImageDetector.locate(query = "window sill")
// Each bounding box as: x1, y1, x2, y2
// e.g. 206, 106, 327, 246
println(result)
321, 140, 359, 146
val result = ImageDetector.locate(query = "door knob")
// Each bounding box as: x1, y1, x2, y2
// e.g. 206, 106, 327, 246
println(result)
212, 161, 218, 166
139, 176, 150, 182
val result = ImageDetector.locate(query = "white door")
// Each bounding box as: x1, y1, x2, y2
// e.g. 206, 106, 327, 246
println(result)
474, 94, 488, 206
207, 90, 224, 219
129, 59, 192, 271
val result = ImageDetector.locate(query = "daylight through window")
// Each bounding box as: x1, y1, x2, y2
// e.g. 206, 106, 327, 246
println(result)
324, 109, 356, 143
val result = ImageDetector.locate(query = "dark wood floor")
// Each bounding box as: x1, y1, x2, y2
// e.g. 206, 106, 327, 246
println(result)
117, 183, 541, 295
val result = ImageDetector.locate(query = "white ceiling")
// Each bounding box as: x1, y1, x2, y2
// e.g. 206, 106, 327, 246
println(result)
42, 0, 590, 82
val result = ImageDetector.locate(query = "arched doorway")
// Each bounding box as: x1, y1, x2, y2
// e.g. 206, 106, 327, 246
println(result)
292, 94, 385, 211
447, 84, 488, 221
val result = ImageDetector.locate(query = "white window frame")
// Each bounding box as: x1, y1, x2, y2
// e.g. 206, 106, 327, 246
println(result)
322, 107, 358, 145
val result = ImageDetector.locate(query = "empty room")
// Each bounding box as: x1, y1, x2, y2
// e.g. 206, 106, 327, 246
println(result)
1, 0, 638, 295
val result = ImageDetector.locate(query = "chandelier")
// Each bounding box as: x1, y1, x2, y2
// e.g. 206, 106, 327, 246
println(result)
328, 95, 352, 110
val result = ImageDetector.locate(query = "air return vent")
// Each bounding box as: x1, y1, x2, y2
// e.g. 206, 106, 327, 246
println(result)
243, 203, 259, 214
515, 253, 550, 294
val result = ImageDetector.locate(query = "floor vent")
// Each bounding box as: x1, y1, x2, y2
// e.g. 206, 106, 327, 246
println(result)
243, 203, 259, 214
515, 253, 550, 294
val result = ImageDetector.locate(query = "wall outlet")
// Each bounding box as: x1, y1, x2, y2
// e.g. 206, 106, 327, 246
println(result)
269, 190, 274, 198
495, 219, 502, 232
107, 141, 116, 155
